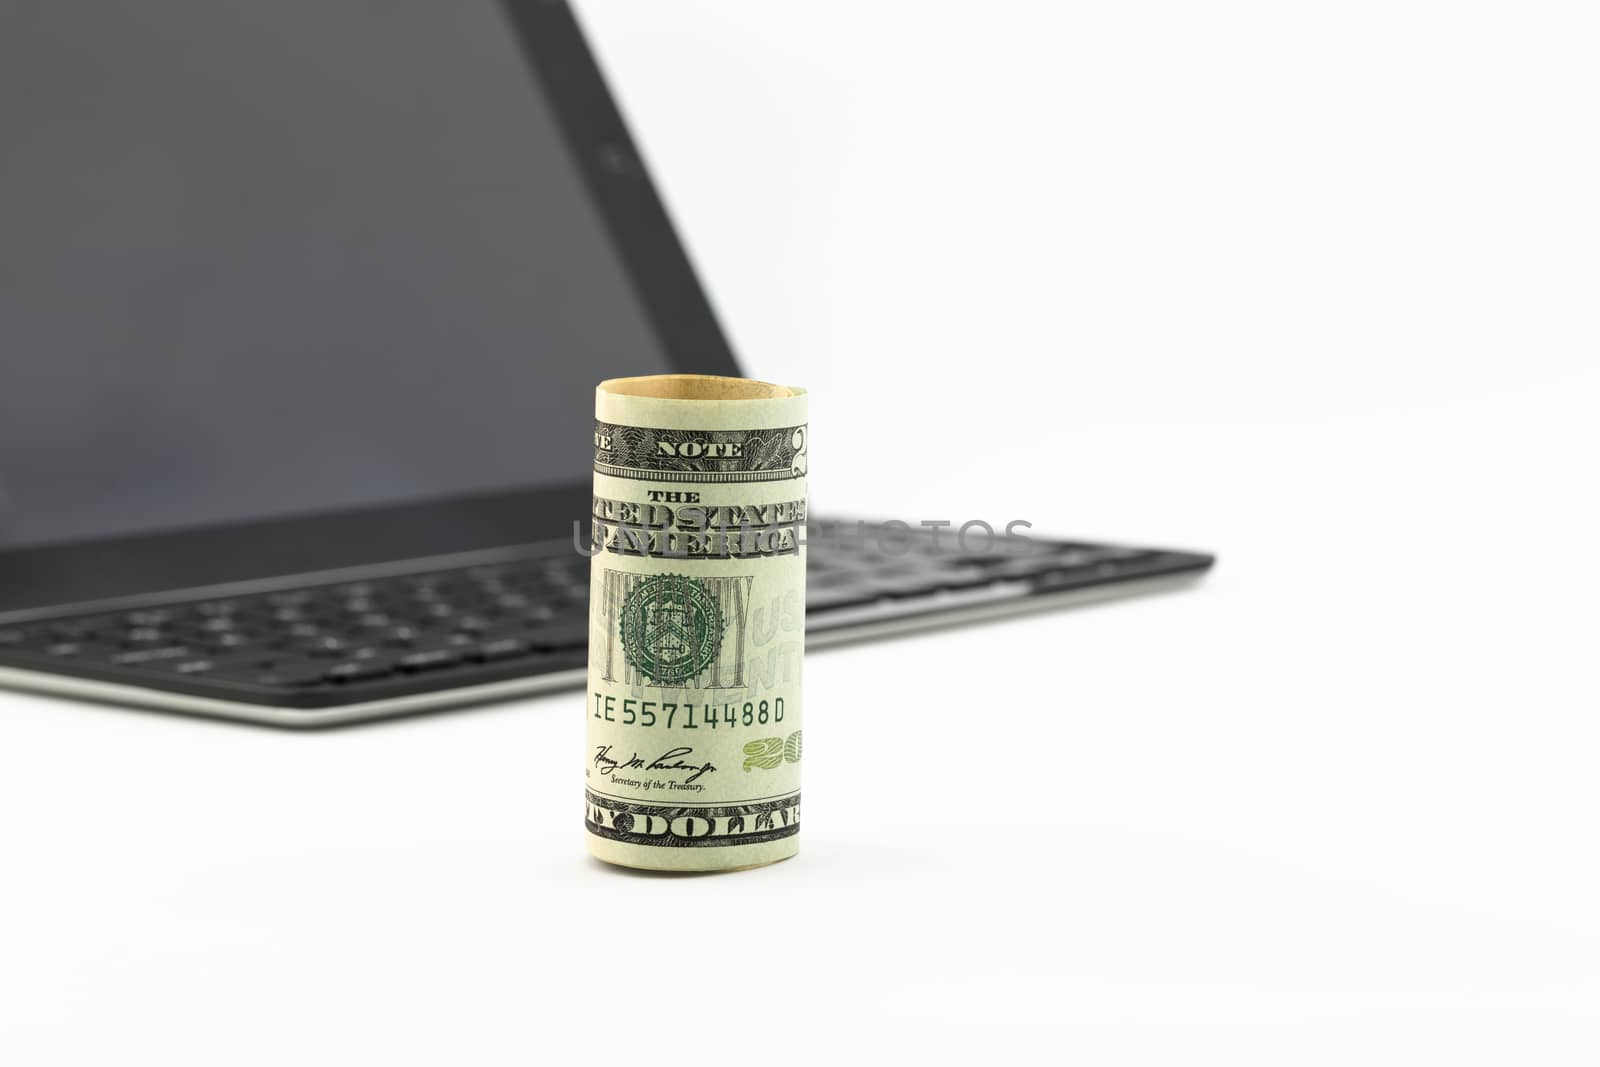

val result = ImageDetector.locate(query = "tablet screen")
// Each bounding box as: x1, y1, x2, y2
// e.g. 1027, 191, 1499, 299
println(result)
0, 1, 676, 548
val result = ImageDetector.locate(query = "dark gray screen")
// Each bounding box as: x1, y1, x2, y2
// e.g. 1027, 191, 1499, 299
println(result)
0, 0, 671, 548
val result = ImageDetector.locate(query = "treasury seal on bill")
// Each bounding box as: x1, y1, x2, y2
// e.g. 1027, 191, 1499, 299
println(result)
618, 573, 726, 687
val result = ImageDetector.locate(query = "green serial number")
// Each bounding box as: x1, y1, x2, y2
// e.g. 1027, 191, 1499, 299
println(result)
592, 694, 785, 729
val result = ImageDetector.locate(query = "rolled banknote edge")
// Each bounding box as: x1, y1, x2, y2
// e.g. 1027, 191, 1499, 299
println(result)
596, 375, 808, 433
598, 373, 801, 401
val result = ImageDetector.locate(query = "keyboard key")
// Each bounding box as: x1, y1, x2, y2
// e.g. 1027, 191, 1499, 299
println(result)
976, 557, 1079, 580
383, 626, 420, 647
301, 636, 350, 657
857, 575, 943, 598
472, 636, 533, 662
125, 609, 172, 626
113, 645, 192, 665
52, 620, 100, 640
46, 642, 82, 657
124, 627, 169, 646
0, 629, 26, 645
397, 648, 462, 672
252, 664, 328, 688
952, 553, 1038, 570
325, 659, 395, 683
806, 588, 877, 611
173, 659, 214, 675
938, 570, 1000, 591
1032, 568, 1099, 592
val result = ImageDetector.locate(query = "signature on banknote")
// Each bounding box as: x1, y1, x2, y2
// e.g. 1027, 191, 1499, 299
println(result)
593, 745, 718, 784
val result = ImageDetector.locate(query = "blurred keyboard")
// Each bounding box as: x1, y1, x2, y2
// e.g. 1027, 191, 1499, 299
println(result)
0, 526, 1211, 711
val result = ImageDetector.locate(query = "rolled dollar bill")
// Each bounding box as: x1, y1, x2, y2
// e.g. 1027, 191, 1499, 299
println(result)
585, 374, 807, 870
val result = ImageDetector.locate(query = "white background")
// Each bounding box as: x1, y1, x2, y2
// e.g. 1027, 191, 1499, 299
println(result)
3, 1, 1598, 1062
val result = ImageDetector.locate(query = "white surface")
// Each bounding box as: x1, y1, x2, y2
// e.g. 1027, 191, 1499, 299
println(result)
3, 1, 1598, 1062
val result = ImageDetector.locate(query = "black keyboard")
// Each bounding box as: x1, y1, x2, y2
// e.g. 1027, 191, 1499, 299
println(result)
0, 529, 1211, 714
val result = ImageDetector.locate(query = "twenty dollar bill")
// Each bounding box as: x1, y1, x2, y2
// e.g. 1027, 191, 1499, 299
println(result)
585, 375, 807, 870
